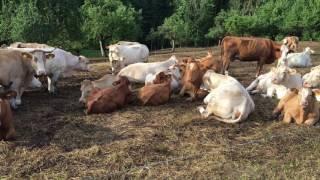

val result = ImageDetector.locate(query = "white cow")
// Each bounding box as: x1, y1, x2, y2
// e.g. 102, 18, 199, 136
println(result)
279, 47, 315, 68
44, 48, 90, 93
117, 55, 178, 83
145, 64, 181, 92
108, 41, 149, 74
246, 72, 288, 99
198, 70, 255, 123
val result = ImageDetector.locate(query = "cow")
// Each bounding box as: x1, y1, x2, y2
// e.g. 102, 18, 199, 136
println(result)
86, 76, 132, 114
198, 70, 255, 123
10, 42, 52, 49
246, 71, 288, 99
0, 90, 17, 140
79, 74, 119, 104
108, 41, 149, 74
272, 88, 319, 126
138, 72, 171, 106
282, 36, 299, 52
179, 58, 208, 101
42, 48, 90, 94
117, 55, 178, 83
0, 50, 43, 107
220, 36, 284, 77
278, 47, 315, 68
145, 64, 181, 93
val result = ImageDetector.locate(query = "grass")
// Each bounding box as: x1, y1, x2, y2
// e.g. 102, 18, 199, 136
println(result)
0, 42, 320, 179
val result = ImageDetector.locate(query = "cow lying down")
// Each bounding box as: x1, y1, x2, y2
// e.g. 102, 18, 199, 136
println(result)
79, 74, 119, 104
273, 88, 319, 126
117, 55, 178, 83
86, 76, 131, 114
198, 70, 255, 123
246, 66, 303, 99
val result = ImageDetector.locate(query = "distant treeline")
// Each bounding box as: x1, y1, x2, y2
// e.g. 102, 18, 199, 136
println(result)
0, 0, 319, 54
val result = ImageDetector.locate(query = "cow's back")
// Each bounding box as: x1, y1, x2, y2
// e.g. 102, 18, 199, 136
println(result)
0, 51, 26, 83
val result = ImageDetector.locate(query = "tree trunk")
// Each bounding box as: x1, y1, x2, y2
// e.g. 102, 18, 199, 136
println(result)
99, 38, 106, 57
171, 39, 175, 52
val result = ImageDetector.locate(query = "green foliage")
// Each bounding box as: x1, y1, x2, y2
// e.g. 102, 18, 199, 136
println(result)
81, 0, 142, 44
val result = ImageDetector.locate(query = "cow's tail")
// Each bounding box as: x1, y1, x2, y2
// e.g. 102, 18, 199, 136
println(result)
210, 111, 244, 124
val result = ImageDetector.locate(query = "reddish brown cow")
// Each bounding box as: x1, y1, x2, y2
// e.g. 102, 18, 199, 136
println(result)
179, 59, 208, 101
138, 72, 171, 106
0, 90, 17, 140
86, 76, 131, 114
220, 36, 283, 77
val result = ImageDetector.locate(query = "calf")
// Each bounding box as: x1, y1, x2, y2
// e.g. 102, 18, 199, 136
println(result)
138, 72, 171, 106
198, 70, 255, 123
179, 59, 207, 101
0, 90, 17, 140
79, 74, 119, 104
273, 88, 319, 125
86, 76, 131, 114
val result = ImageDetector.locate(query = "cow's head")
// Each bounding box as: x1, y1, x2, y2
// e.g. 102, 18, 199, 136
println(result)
112, 76, 130, 87
75, 56, 90, 71
271, 66, 296, 84
303, 70, 320, 89
299, 87, 315, 109
79, 80, 94, 104
21, 48, 55, 76
304, 47, 315, 55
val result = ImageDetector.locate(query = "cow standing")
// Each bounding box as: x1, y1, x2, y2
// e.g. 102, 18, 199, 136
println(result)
220, 36, 283, 77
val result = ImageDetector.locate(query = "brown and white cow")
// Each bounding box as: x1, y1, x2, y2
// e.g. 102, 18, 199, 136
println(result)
273, 88, 319, 126
196, 52, 222, 73
0, 50, 42, 107
220, 36, 284, 77
86, 76, 131, 114
138, 72, 171, 106
0, 89, 17, 140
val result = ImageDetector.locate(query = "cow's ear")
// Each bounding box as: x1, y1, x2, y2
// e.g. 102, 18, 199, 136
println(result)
46, 53, 55, 60
21, 52, 33, 60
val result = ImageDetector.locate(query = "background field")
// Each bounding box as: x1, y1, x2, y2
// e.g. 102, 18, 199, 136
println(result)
1, 42, 320, 179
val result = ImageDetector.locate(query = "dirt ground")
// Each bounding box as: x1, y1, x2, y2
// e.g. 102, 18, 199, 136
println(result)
1, 42, 320, 179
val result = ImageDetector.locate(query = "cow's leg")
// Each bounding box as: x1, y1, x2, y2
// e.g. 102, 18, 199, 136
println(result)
222, 55, 231, 75
283, 112, 292, 124
47, 73, 60, 94
256, 59, 266, 77
179, 85, 186, 97
304, 117, 318, 126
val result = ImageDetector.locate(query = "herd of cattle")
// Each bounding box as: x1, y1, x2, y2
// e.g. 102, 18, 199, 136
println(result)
0, 36, 320, 141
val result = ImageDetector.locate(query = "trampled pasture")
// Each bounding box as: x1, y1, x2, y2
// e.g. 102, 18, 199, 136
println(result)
1, 42, 320, 179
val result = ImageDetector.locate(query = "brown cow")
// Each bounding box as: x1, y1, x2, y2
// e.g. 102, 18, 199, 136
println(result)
138, 72, 171, 106
0, 90, 17, 140
272, 88, 319, 125
220, 36, 283, 77
179, 59, 208, 101
86, 76, 131, 114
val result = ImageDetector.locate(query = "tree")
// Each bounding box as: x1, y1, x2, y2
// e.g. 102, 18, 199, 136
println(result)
81, 0, 142, 56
